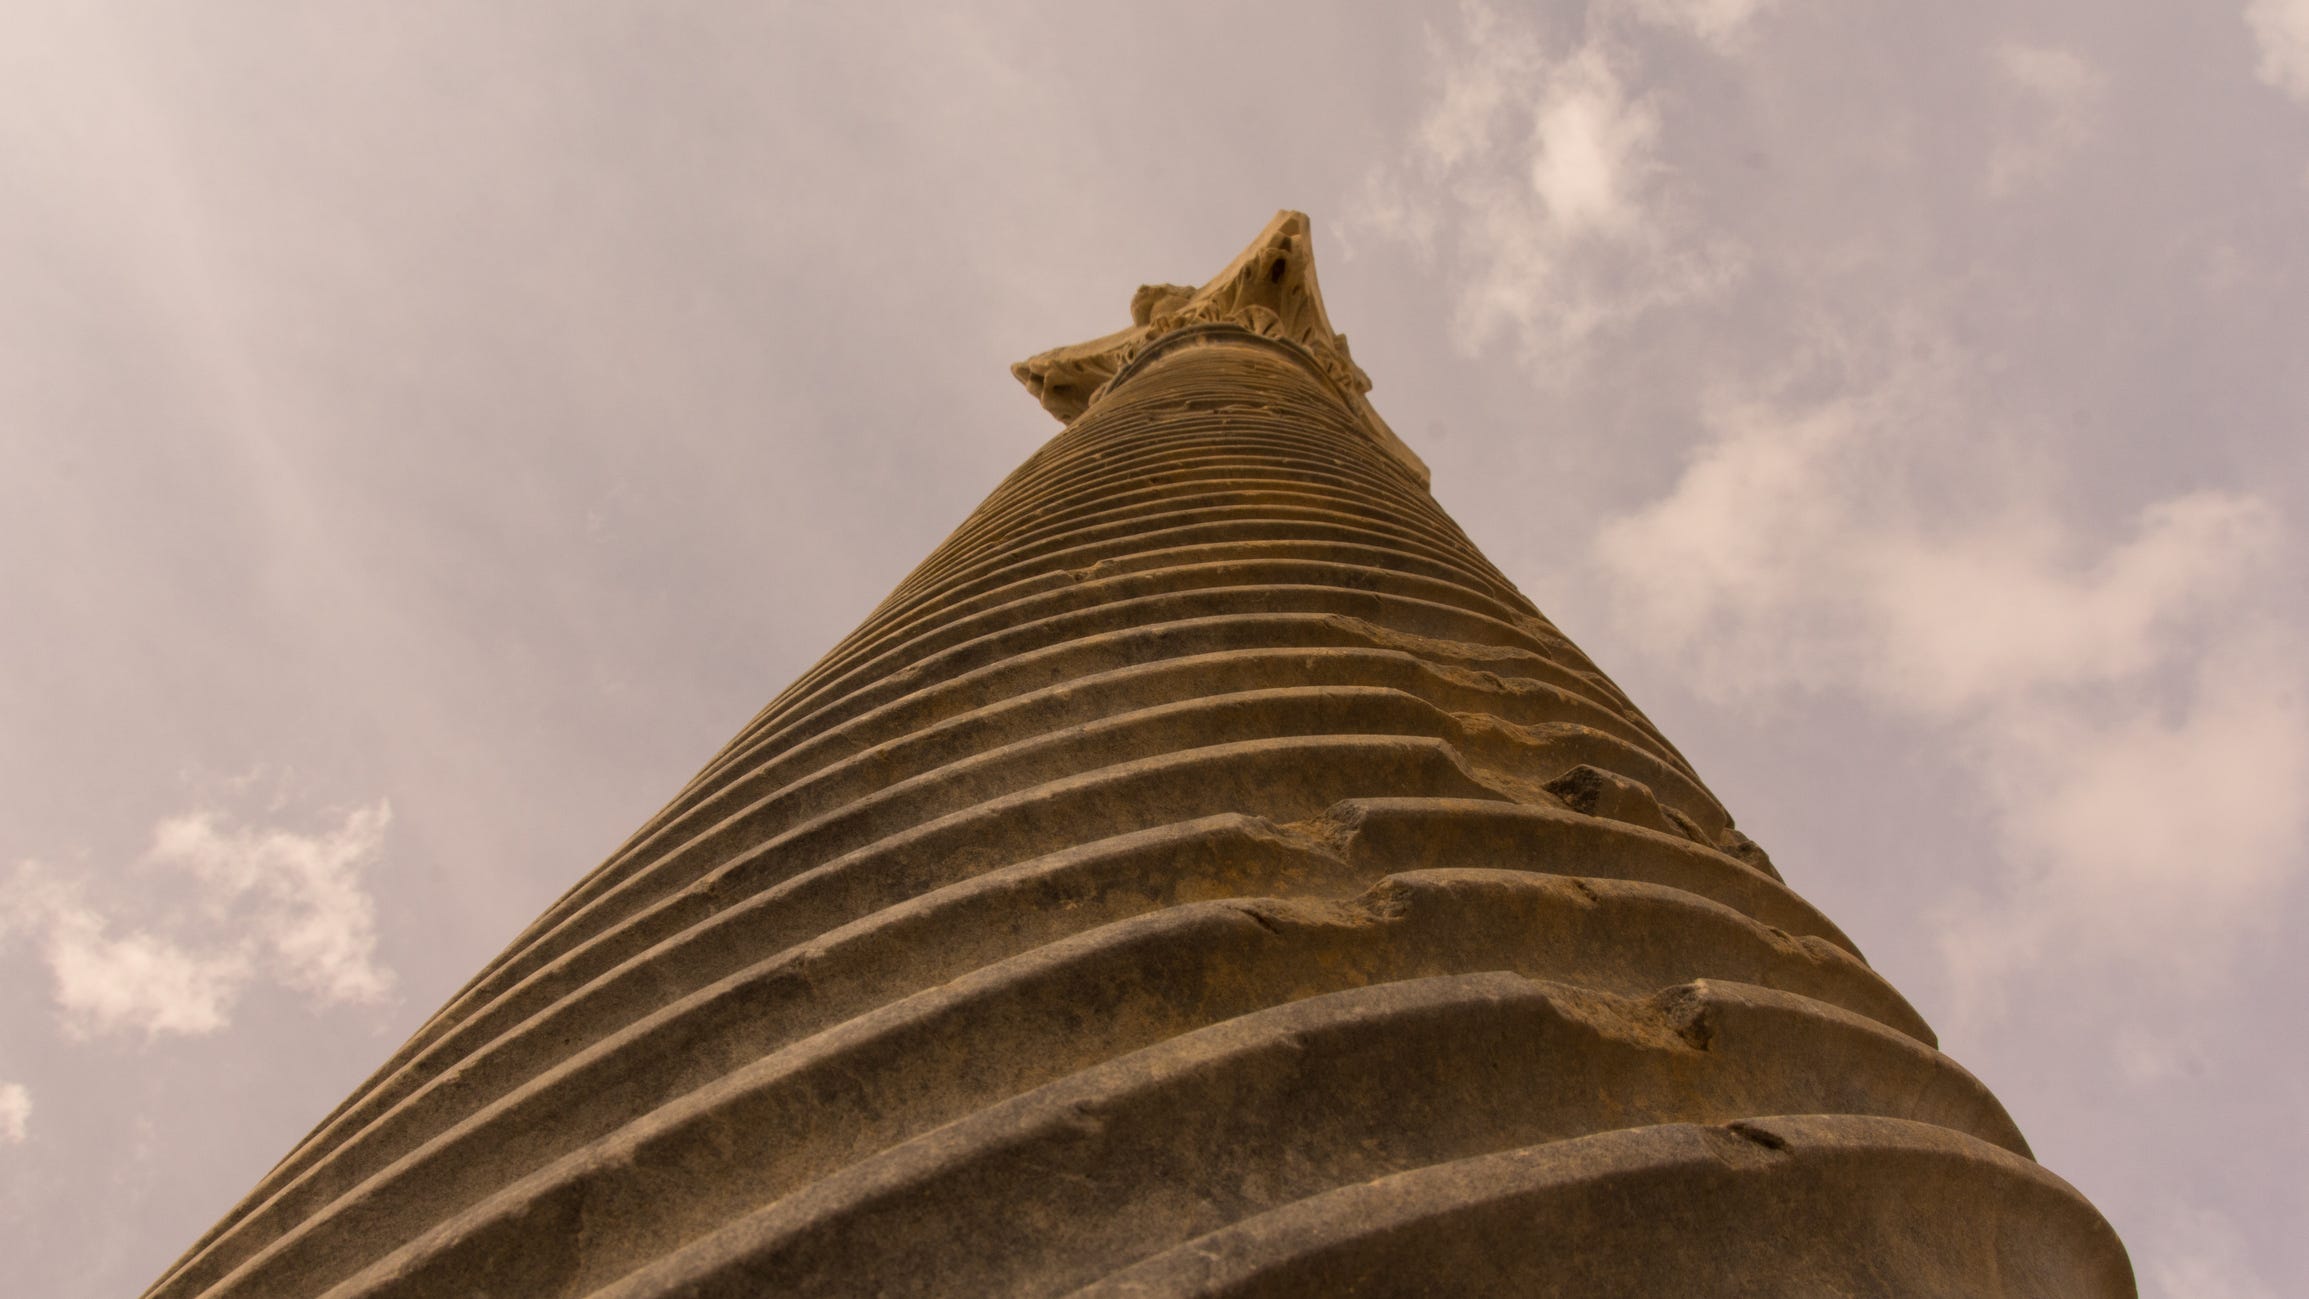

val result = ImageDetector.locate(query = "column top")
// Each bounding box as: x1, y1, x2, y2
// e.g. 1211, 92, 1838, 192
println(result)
1011, 210, 1431, 486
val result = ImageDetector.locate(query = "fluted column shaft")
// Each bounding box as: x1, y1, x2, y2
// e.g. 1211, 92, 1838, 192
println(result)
143, 329, 2131, 1299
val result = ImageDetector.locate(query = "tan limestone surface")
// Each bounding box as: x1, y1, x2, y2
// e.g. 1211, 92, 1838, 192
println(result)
142, 212, 2134, 1298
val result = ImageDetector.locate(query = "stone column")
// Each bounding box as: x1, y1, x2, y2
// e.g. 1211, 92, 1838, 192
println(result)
145, 212, 2132, 1299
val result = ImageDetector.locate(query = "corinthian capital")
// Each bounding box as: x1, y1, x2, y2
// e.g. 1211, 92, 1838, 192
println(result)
1013, 210, 1428, 484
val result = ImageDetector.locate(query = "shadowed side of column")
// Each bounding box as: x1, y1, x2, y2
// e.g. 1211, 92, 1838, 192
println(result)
144, 212, 2131, 1299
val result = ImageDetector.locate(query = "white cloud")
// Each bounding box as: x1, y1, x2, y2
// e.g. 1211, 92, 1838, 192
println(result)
1870, 491, 2277, 709
1412, 3, 1546, 174
1353, 3, 1744, 381
2145, 1203, 2280, 1299
2246, 0, 2309, 103
1620, 0, 1783, 50
149, 802, 396, 1004
1591, 335, 2304, 1005
0, 1082, 28, 1145
1938, 628, 2308, 1011
1986, 42, 2106, 194
1594, 331, 2283, 708
1, 797, 395, 1038
43, 903, 249, 1038
1528, 45, 1660, 235
1987, 631, 2304, 917
1370, 0, 2308, 1041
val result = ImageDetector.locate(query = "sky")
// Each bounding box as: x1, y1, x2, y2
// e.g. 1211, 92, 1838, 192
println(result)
1, 2, 2303, 1295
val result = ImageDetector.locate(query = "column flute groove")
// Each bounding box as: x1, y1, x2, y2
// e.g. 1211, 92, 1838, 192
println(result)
144, 210, 2132, 1299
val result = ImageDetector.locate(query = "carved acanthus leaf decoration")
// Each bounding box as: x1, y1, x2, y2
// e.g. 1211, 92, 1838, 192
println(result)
1012, 210, 1428, 484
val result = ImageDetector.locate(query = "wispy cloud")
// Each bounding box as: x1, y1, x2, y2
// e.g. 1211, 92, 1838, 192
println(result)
2147, 1203, 2281, 1299
1618, 0, 1784, 51
2246, 0, 2309, 103
27, 882, 249, 1037
0, 1082, 28, 1146
1986, 42, 2106, 194
147, 803, 396, 1005
1595, 358, 2281, 710
1939, 625, 2306, 1010
1364, 0, 2309, 1033
2, 797, 395, 1039
1590, 326, 2305, 1016
1352, 2, 1744, 382
1362, 7, 2307, 1286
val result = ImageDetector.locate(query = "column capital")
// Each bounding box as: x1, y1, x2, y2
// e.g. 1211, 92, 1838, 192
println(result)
1012, 210, 1429, 485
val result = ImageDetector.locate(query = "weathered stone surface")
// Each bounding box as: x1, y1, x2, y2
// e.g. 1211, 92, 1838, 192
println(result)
1012, 210, 1429, 483
1082, 1116, 2132, 1298
143, 212, 2132, 1298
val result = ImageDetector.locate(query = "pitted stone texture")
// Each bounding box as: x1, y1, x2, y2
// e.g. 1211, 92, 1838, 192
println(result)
144, 215, 2131, 1299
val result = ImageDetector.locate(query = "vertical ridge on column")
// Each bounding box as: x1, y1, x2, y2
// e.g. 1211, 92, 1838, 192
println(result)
144, 211, 2131, 1299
